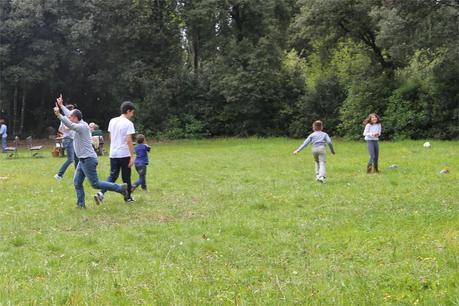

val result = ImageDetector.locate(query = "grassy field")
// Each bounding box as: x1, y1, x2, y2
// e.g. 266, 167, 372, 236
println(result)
0, 138, 457, 305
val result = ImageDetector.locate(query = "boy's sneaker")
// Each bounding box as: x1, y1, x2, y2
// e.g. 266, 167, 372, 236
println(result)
317, 176, 325, 183
54, 174, 63, 181
93, 192, 104, 205
125, 197, 135, 204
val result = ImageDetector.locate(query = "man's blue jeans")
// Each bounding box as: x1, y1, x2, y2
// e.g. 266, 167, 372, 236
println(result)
57, 138, 76, 177
1, 136, 7, 151
74, 157, 123, 205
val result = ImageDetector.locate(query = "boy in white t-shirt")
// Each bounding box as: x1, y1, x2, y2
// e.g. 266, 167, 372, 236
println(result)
95, 101, 136, 204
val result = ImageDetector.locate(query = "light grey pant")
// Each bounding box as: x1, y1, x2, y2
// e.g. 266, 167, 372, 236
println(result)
312, 146, 327, 178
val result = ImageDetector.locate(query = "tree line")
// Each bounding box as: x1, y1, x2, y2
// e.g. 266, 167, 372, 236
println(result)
0, 0, 458, 139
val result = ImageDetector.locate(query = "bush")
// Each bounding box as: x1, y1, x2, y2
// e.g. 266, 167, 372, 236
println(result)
384, 82, 430, 139
384, 49, 459, 140
288, 75, 345, 138
338, 75, 394, 139
162, 115, 208, 140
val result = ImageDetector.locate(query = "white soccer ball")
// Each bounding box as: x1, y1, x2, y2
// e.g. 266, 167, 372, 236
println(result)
423, 142, 431, 148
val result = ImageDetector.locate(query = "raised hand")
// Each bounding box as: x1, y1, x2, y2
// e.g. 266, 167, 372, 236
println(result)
53, 103, 61, 116
56, 94, 63, 106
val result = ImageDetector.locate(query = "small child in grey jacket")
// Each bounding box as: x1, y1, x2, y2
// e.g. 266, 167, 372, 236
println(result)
293, 120, 335, 183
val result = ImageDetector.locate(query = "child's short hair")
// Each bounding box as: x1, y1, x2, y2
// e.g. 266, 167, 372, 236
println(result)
136, 134, 145, 144
313, 120, 323, 131
121, 101, 135, 114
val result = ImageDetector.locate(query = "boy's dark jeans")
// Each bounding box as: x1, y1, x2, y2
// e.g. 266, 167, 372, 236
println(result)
133, 165, 147, 190
101, 157, 132, 198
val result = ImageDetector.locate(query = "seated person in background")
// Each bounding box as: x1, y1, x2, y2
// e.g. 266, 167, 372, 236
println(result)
89, 122, 104, 154
89, 123, 103, 137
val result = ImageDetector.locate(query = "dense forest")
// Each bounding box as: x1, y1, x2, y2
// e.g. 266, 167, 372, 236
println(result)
0, 0, 458, 139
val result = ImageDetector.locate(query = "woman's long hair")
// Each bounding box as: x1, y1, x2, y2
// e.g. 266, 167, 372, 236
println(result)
363, 113, 381, 125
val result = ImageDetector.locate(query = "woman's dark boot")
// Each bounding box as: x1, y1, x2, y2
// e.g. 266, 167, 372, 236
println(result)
374, 165, 379, 173
367, 165, 373, 173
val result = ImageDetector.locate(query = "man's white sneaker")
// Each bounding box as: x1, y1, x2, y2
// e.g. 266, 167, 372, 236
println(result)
93, 192, 104, 205
318, 176, 325, 183
54, 174, 62, 181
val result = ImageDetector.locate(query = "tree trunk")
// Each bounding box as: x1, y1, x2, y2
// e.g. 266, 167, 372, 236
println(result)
12, 85, 18, 136
37, 87, 51, 134
19, 90, 26, 136
230, 4, 243, 41
193, 32, 200, 75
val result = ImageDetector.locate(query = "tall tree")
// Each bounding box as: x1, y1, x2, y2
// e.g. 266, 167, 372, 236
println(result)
292, 0, 395, 72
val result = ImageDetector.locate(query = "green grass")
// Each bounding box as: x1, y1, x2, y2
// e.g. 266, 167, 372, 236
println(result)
0, 138, 457, 305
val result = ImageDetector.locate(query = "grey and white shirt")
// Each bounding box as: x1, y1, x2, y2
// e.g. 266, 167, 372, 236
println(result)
59, 105, 76, 139
363, 123, 382, 141
296, 131, 335, 153
59, 122, 75, 139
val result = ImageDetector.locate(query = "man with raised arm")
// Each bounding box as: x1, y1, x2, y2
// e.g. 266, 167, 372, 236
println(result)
54, 95, 128, 208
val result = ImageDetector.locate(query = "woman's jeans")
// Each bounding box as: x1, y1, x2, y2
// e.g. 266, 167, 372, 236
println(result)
366, 140, 379, 167
57, 138, 76, 177
74, 157, 123, 205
